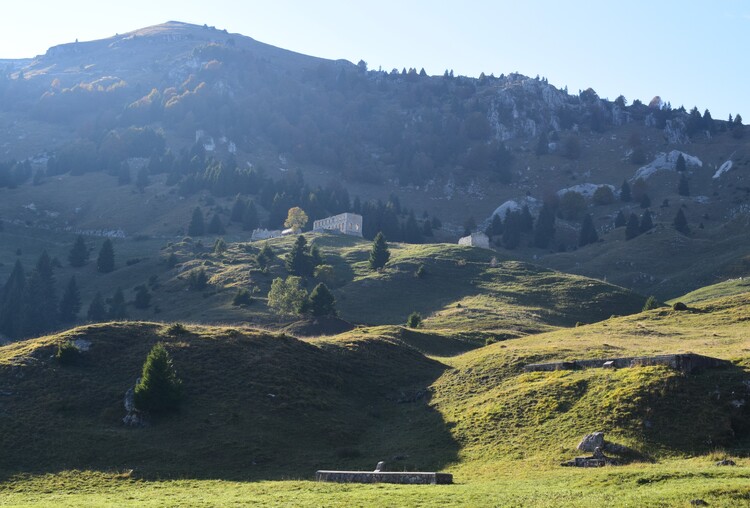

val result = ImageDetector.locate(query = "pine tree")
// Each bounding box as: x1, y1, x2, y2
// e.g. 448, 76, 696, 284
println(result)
520, 205, 534, 232
22, 251, 58, 337
533, 204, 556, 248
675, 153, 686, 172
242, 201, 259, 231
639, 210, 654, 233
678, 174, 690, 196
502, 211, 521, 249
108, 287, 128, 320
614, 210, 626, 228
188, 207, 205, 236
230, 196, 247, 223
625, 213, 640, 240
134, 285, 151, 309
256, 242, 274, 271
620, 180, 632, 202
0, 260, 25, 338
643, 296, 659, 311
640, 194, 651, 209
59, 276, 81, 323
578, 214, 599, 247
133, 343, 182, 413
369, 232, 390, 270
68, 235, 89, 267
487, 214, 504, 237
674, 209, 690, 234
87, 292, 107, 321
206, 214, 225, 235
97, 239, 115, 273
286, 236, 314, 276
306, 283, 337, 317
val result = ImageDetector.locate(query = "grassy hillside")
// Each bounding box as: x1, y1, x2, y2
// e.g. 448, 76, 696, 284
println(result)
0, 291, 748, 506
0, 322, 456, 479
0, 230, 645, 342
669, 276, 750, 305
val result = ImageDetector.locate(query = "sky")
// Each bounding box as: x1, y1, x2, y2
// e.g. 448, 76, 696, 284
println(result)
1, 1, 748, 118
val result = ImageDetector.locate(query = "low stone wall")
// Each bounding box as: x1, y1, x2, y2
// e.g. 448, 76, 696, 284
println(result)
315, 470, 453, 485
524, 353, 728, 375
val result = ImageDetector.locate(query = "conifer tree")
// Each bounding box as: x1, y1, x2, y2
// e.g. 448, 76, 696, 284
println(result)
487, 214, 504, 237
207, 214, 225, 235
620, 180, 632, 202
625, 213, 640, 240
674, 209, 690, 234
134, 285, 151, 309
256, 242, 274, 271
675, 153, 686, 172
22, 251, 58, 337
230, 195, 247, 223
242, 201, 259, 231
533, 204, 556, 248
188, 207, 205, 236
640, 194, 651, 209
306, 283, 337, 317
133, 343, 182, 413
59, 276, 81, 323
369, 232, 390, 270
639, 210, 654, 233
678, 174, 690, 196
108, 287, 128, 320
578, 214, 599, 247
520, 205, 534, 233
68, 235, 89, 267
286, 236, 314, 276
97, 239, 115, 273
502, 211, 521, 249
87, 292, 107, 322
614, 210, 626, 228
0, 260, 25, 338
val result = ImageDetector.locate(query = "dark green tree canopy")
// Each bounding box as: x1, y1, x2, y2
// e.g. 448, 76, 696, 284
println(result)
134, 343, 182, 414
188, 207, 205, 236
369, 232, 390, 270
306, 283, 337, 317
97, 239, 115, 273
59, 276, 81, 323
68, 235, 89, 267
87, 291, 107, 322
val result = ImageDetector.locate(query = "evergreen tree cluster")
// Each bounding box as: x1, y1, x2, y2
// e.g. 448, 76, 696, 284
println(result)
0, 252, 85, 339
285, 236, 323, 277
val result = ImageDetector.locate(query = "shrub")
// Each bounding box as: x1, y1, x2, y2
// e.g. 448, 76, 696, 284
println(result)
592, 186, 615, 206
643, 296, 659, 311
672, 301, 688, 311
406, 312, 423, 328
165, 322, 188, 336
485, 337, 498, 346
232, 288, 253, 306
188, 268, 209, 290
56, 341, 79, 365
133, 343, 182, 414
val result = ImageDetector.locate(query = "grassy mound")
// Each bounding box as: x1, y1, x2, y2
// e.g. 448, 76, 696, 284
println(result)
0, 322, 455, 479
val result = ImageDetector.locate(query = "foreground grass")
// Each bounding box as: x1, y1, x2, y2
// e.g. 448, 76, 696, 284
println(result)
1, 460, 748, 507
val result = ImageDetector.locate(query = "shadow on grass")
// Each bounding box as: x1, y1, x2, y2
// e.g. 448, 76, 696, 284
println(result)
0, 322, 460, 482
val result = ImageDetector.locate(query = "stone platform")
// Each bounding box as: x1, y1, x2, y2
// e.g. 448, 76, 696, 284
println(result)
315, 470, 453, 484
524, 353, 728, 375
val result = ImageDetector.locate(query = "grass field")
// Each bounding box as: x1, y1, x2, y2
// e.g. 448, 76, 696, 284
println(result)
1, 460, 748, 507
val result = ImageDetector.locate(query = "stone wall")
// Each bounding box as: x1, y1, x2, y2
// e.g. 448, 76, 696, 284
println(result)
524, 353, 729, 375
315, 470, 453, 485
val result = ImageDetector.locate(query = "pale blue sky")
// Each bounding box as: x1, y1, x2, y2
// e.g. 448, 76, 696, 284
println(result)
1, 1, 748, 118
